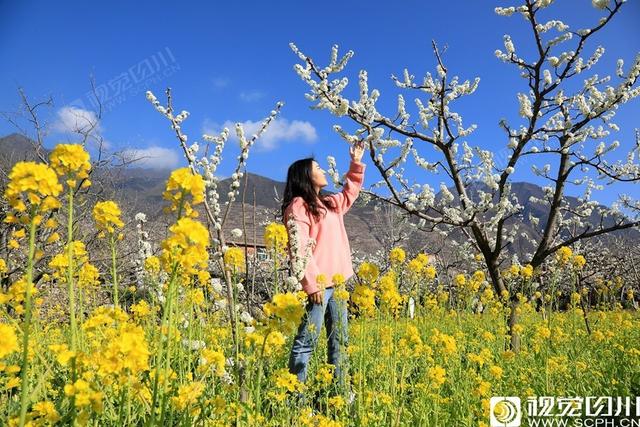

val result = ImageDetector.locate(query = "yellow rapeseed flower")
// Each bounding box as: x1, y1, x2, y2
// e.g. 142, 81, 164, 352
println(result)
131, 300, 153, 318
454, 274, 466, 287
78, 263, 100, 288
4, 162, 62, 216
160, 218, 210, 277
144, 256, 160, 274
49, 144, 91, 187
389, 247, 406, 265
223, 247, 245, 272
427, 365, 446, 388
571, 255, 586, 270
521, 264, 534, 279
351, 284, 376, 317
31, 401, 61, 424
0, 323, 19, 359
556, 246, 573, 266
171, 382, 205, 411
264, 222, 288, 254
424, 265, 437, 280
264, 292, 305, 332
272, 368, 305, 393
199, 348, 226, 377
357, 262, 379, 284
93, 201, 124, 234
379, 273, 402, 316
163, 167, 205, 218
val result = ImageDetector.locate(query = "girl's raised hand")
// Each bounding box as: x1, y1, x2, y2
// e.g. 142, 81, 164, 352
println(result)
350, 140, 365, 164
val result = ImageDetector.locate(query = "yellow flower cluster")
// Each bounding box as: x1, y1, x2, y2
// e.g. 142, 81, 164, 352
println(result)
245, 330, 287, 357
131, 300, 153, 319
503, 264, 534, 280
0, 323, 19, 359
163, 167, 205, 218
21, 401, 61, 425
93, 201, 124, 234
351, 284, 376, 317
357, 262, 379, 284
48, 343, 75, 366
171, 381, 205, 412
407, 253, 433, 278
398, 324, 431, 358
467, 348, 493, 367
314, 363, 335, 387
572, 255, 586, 270
264, 222, 288, 254
272, 368, 305, 393
427, 365, 446, 388
379, 272, 402, 316
160, 218, 210, 278
49, 144, 91, 188
263, 292, 305, 332
78, 263, 100, 288
407, 258, 422, 275
4, 162, 62, 220
2, 277, 40, 315
144, 256, 160, 274
198, 348, 226, 377
223, 247, 245, 272
332, 273, 350, 301
556, 246, 573, 266
93, 323, 150, 380
64, 379, 103, 411
82, 306, 129, 332
556, 247, 587, 270
430, 328, 457, 356
49, 241, 91, 284
389, 247, 406, 265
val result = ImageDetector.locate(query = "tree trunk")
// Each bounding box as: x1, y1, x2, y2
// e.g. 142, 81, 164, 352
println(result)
486, 256, 521, 352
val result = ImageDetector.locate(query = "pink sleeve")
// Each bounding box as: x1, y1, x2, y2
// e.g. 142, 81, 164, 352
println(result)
328, 161, 366, 214
286, 200, 321, 296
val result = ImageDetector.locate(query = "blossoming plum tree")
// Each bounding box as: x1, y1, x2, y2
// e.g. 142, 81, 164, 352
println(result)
291, 0, 640, 350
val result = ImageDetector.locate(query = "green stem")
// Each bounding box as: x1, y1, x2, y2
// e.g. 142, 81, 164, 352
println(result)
159, 277, 179, 424
66, 188, 78, 423
18, 214, 37, 427
148, 264, 178, 426
273, 253, 278, 295
110, 234, 119, 308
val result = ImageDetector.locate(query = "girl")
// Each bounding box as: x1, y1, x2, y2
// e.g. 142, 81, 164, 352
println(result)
281, 142, 365, 400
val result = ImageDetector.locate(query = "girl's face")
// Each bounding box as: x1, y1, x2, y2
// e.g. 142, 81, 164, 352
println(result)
310, 161, 327, 192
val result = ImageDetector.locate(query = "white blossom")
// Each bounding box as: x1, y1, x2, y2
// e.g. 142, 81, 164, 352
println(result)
592, 0, 609, 9
517, 93, 533, 118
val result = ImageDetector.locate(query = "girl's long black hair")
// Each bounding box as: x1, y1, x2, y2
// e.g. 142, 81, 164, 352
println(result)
280, 157, 337, 222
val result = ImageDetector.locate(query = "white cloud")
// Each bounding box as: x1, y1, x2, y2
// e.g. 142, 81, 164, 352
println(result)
239, 90, 266, 102
122, 146, 181, 170
52, 106, 102, 135
212, 77, 230, 89
204, 117, 317, 151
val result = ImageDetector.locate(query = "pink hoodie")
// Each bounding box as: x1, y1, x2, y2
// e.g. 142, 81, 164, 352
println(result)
284, 160, 366, 295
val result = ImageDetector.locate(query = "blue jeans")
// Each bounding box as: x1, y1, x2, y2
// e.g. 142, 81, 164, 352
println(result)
288, 287, 349, 391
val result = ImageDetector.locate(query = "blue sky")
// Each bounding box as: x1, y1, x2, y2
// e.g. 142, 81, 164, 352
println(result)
1, 0, 639, 205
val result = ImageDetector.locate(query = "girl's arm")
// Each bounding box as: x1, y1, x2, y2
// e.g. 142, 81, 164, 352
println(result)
328, 142, 366, 214
329, 160, 365, 214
